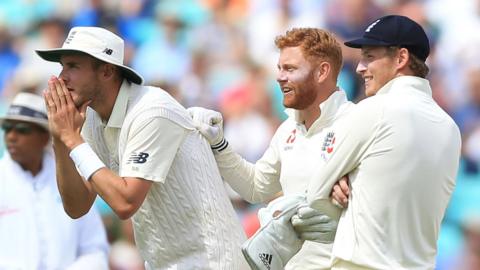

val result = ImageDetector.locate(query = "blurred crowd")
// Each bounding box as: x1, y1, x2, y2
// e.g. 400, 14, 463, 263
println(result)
0, 0, 479, 269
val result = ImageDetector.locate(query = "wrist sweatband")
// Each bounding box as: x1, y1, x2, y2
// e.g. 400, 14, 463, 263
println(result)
211, 138, 229, 152
69, 143, 106, 180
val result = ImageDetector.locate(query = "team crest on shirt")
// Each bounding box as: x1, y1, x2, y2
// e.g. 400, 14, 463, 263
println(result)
127, 152, 150, 164
320, 131, 336, 161
284, 129, 296, 151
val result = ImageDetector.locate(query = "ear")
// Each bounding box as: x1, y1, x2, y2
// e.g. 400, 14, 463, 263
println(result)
397, 48, 410, 70
101, 64, 116, 80
315, 61, 331, 83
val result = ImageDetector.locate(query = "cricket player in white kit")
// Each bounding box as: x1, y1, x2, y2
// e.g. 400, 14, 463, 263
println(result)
189, 28, 352, 269
37, 27, 248, 269
304, 15, 461, 269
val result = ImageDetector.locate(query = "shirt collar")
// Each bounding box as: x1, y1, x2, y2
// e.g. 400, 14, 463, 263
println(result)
376, 76, 432, 97
106, 80, 131, 128
284, 89, 348, 126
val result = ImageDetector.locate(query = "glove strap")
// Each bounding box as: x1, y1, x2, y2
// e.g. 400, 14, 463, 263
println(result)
211, 138, 229, 152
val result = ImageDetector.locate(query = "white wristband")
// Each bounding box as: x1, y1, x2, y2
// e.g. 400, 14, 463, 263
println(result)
69, 143, 106, 180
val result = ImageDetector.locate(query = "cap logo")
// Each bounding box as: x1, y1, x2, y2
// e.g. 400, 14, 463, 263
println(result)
103, 48, 113, 55
365, 19, 380, 32
65, 30, 77, 44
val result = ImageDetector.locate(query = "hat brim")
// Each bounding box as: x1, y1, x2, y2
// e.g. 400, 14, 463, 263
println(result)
35, 48, 144, 85
0, 115, 49, 131
344, 37, 394, 48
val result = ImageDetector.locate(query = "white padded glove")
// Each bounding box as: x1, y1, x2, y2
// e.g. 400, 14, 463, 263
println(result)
187, 107, 227, 150
242, 195, 306, 270
291, 204, 339, 243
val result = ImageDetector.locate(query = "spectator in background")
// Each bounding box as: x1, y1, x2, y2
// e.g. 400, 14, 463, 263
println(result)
325, 0, 383, 101
132, 3, 191, 86
0, 26, 20, 97
0, 1, 478, 267
442, 214, 480, 270
246, 0, 325, 75
7, 17, 67, 99
189, 0, 247, 100
0, 92, 109, 269
220, 62, 275, 162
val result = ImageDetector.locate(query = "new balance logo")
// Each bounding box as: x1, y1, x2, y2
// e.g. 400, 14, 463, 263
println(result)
127, 152, 149, 164
259, 253, 272, 269
103, 48, 113, 55
65, 31, 76, 44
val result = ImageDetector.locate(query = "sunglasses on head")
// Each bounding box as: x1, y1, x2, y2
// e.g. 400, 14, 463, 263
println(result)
1, 122, 38, 135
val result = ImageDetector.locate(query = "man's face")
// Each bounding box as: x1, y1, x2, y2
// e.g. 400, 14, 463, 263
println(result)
356, 46, 398, 97
276, 46, 318, 110
2, 120, 49, 167
58, 54, 102, 107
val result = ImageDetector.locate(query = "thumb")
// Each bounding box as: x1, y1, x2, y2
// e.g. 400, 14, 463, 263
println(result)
79, 100, 92, 119
209, 112, 223, 126
297, 204, 324, 219
196, 121, 211, 132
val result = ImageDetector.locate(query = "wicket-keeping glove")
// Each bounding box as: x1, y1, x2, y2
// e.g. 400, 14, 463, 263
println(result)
242, 195, 306, 270
187, 107, 228, 151
291, 203, 339, 243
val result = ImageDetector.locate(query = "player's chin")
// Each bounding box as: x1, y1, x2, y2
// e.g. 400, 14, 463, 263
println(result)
364, 85, 377, 97
282, 97, 296, 109
72, 96, 87, 107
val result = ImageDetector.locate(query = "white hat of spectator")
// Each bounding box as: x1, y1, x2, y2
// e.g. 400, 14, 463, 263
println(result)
0, 92, 49, 131
35, 26, 143, 85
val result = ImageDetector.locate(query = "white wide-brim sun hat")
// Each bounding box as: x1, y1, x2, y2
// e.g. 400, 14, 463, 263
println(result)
0, 92, 49, 131
35, 26, 143, 85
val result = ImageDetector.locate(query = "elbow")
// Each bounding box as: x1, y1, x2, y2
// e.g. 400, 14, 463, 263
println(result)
59, 193, 96, 219
116, 210, 134, 220
64, 206, 89, 219
113, 204, 138, 220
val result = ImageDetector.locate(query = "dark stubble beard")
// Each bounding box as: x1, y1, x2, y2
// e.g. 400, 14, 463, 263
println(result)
76, 80, 103, 109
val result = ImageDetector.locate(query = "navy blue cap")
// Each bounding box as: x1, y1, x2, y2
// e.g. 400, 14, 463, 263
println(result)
344, 15, 430, 61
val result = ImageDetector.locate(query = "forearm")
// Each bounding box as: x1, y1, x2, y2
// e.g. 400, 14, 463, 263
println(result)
214, 145, 281, 203
53, 138, 97, 218
306, 127, 371, 206
89, 169, 151, 219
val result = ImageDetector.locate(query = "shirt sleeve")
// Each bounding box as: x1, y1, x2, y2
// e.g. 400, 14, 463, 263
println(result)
120, 117, 188, 182
214, 129, 283, 203
307, 99, 383, 206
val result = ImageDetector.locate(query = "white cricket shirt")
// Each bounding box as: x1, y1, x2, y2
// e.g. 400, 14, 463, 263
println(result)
307, 76, 461, 269
214, 90, 354, 269
81, 81, 247, 270
0, 151, 109, 270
